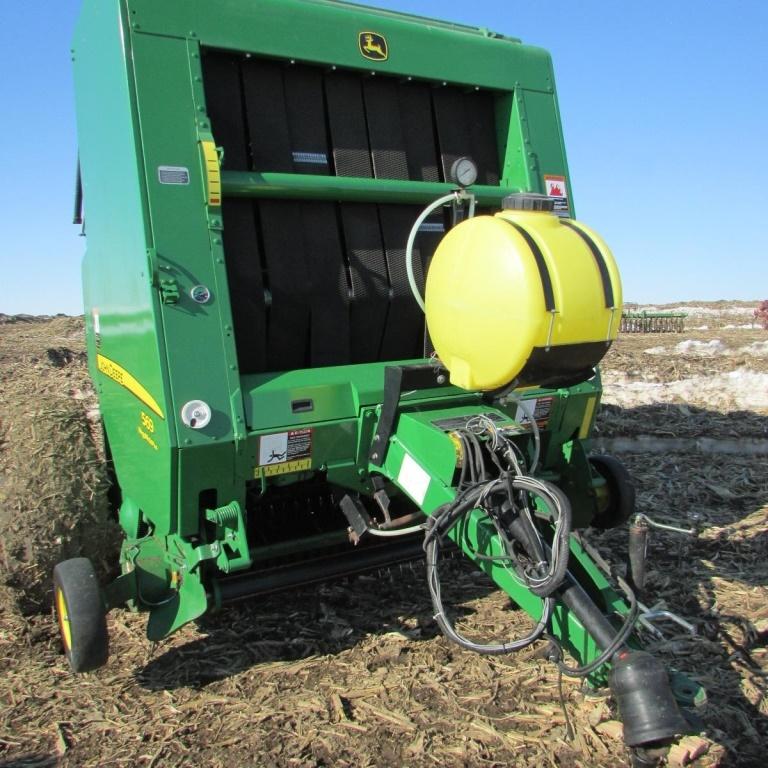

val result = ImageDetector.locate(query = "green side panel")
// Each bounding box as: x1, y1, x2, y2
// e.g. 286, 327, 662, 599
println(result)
520, 88, 575, 210
73, 0, 175, 532
177, 444, 244, 537
129, 33, 244, 450
126, 0, 553, 92
242, 363, 472, 431
500, 91, 531, 190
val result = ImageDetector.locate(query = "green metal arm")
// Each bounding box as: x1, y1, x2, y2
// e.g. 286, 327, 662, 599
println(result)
371, 408, 628, 680
222, 170, 520, 206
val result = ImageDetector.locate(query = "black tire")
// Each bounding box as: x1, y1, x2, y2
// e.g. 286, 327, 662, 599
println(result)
589, 454, 635, 529
53, 557, 109, 673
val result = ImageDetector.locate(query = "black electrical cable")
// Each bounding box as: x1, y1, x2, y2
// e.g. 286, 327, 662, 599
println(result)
547, 577, 640, 678
422, 419, 638, 677
423, 475, 571, 655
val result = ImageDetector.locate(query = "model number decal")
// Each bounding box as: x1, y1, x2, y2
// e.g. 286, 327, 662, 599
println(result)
138, 411, 159, 451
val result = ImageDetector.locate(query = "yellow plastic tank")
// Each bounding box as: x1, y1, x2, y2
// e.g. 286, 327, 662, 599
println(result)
424, 195, 622, 391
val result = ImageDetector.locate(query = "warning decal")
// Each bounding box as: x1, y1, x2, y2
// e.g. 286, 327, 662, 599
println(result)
514, 397, 554, 430
255, 429, 312, 478
544, 174, 570, 217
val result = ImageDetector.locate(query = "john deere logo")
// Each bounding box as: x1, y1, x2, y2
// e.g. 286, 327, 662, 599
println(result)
359, 32, 388, 61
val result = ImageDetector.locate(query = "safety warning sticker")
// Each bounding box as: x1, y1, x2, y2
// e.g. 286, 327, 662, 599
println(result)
544, 174, 570, 217
515, 397, 554, 430
255, 429, 312, 478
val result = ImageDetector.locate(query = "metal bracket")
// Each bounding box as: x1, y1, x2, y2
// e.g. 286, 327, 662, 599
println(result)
639, 603, 697, 638
159, 278, 180, 305
190, 541, 221, 570
204, 501, 251, 574
368, 364, 450, 467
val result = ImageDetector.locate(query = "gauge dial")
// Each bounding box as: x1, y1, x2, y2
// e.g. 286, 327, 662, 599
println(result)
450, 156, 478, 188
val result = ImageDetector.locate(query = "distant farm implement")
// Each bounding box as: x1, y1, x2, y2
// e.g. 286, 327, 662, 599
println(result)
621, 310, 687, 333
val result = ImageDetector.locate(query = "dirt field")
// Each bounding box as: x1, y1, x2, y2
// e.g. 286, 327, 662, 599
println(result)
1, 304, 766, 767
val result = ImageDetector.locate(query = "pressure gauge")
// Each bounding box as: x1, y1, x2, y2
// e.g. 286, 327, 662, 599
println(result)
450, 156, 478, 188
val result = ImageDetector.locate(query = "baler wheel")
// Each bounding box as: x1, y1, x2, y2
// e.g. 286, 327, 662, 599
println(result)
53, 558, 109, 673
589, 454, 636, 530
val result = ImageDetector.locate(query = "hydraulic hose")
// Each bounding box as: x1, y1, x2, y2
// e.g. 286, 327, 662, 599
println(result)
405, 192, 458, 312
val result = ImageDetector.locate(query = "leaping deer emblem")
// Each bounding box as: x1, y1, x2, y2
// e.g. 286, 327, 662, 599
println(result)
359, 32, 388, 61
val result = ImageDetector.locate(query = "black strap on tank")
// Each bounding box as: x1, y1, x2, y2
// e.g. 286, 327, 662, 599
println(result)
560, 220, 614, 309
503, 221, 556, 312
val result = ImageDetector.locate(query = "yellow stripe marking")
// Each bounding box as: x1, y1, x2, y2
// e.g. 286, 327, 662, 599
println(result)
96, 354, 165, 419
579, 396, 597, 439
201, 140, 221, 207
254, 458, 312, 478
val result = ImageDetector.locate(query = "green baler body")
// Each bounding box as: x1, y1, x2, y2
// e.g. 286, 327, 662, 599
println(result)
73, 0, 613, 658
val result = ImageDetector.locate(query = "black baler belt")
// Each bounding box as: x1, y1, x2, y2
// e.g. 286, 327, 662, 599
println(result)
283, 66, 348, 365
560, 220, 615, 309
202, 52, 249, 170
340, 204, 389, 363
325, 72, 373, 178
221, 199, 268, 374
242, 58, 293, 172
300, 202, 351, 366
326, 72, 389, 362
466, 90, 500, 185
378, 205, 426, 359
257, 200, 311, 371
284, 65, 331, 176
432, 87, 499, 185
504, 221, 556, 313
399, 83, 441, 182
363, 78, 410, 181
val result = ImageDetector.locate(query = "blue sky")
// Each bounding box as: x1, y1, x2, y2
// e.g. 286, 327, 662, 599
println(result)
1, 0, 766, 314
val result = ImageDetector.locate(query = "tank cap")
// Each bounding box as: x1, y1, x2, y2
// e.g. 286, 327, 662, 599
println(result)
502, 193, 555, 212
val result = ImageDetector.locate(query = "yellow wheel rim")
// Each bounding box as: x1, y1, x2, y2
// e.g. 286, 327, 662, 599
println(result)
55, 587, 72, 652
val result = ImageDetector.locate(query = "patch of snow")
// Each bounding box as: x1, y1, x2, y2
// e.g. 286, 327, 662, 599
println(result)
737, 341, 768, 357
642, 339, 728, 357
636, 305, 755, 318
640, 339, 768, 358
602, 369, 768, 411
675, 339, 728, 355
722, 323, 757, 330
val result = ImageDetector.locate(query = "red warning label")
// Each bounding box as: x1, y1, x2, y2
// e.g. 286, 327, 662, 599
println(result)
544, 174, 570, 217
